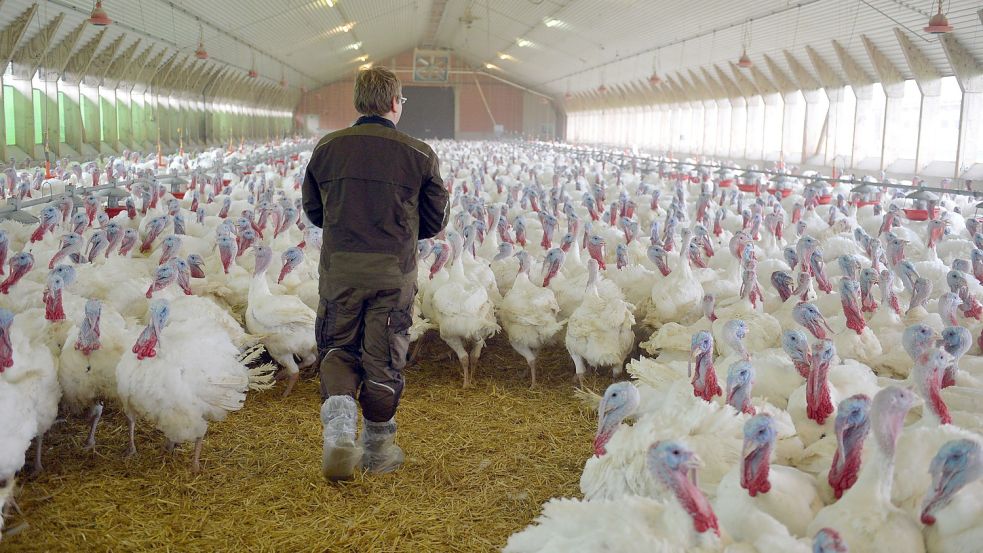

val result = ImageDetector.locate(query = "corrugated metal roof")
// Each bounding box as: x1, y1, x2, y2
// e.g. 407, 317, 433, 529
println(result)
1, 0, 980, 100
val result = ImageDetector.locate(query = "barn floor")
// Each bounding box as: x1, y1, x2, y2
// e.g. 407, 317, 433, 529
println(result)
3, 336, 599, 552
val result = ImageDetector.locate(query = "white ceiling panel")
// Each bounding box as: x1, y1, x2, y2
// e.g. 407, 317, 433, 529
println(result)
0, 0, 980, 101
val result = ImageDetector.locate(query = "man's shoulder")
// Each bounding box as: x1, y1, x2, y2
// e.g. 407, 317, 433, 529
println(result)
315, 126, 434, 159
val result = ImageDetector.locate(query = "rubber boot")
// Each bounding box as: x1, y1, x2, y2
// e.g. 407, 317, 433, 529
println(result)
359, 418, 404, 474
321, 396, 362, 482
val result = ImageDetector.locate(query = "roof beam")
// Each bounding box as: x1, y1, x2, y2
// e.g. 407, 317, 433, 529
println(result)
763, 54, 797, 95
893, 28, 940, 95
121, 44, 151, 87
673, 72, 700, 102
699, 68, 726, 99
104, 39, 142, 87
0, 4, 38, 75
63, 29, 108, 84
202, 68, 227, 98
729, 63, 759, 97
862, 35, 904, 97
663, 75, 685, 104
688, 69, 716, 102
713, 64, 743, 99
83, 34, 126, 87
39, 21, 86, 81
784, 50, 821, 90
805, 45, 845, 88
10, 12, 63, 80
938, 33, 983, 93
832, 39, 874, 87
163, 58, 192, 91
749, 64, 781, 96
133, 49, 168, 92
150, 54, 179, 91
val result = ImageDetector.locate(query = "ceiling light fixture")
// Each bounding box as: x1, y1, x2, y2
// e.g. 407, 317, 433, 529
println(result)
195, 23, 208, 60
516, 38, 534, 48
924, 0, 953, 33
322, 0, 335, 7
738, 20, 753, 68
359, 62, 373, 70
353, 54, 369, 62
484, 63, 501, 70
344, 41, 362, 51
88, 1, 112, 26
543, 18, 565, 28
497, 53, 515, 61
330, 22, 355, 34
738, 49, 752, 68
649, 50, 661, 85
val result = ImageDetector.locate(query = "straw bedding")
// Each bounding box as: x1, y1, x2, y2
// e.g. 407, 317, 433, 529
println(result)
3, 335, 601, 552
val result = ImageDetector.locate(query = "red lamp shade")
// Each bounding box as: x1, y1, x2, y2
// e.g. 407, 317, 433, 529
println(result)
738, 50, 753, 68
924, 11, 953, 33
597, 84, 608, 94
248, 69, 258, 79
195, 43, 208, 60
89, 1, 112, 26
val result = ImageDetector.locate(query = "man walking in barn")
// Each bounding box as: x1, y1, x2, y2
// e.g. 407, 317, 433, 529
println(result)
302, 67, 449, 481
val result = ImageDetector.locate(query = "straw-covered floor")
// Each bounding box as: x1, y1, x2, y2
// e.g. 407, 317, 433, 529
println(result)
3, 335, 600, 552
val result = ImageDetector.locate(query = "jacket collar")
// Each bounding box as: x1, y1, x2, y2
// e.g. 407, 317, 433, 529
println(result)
353, 115, 396, 129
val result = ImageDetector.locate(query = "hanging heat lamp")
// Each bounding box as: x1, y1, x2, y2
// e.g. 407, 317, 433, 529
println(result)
88, 1, 112, 26
597, 84, 608, 94
738, 20, 753, 68
738, 49, 753, 68
924, 0, 953, 33
248, 51, 258, 79
195, 24, 208, 60
648, 50, 662, 85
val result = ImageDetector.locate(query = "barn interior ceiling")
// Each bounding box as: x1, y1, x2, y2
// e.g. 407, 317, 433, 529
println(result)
1, 0, 981, 97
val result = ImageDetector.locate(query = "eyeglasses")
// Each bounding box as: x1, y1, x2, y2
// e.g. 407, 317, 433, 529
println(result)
398, 96, 408, 104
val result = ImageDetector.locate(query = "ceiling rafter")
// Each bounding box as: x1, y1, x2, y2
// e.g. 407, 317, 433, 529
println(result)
10, 12, 64, 80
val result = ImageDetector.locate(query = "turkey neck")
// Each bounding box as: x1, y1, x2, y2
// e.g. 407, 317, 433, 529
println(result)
251, 260, 273, 297
677, 235, 695, 277
848, 434, 896, 509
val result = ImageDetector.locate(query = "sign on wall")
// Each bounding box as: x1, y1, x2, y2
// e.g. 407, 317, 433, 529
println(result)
413, 49, 450, 83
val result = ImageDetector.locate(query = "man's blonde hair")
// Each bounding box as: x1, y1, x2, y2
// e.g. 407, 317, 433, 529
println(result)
354, 67, 401, 116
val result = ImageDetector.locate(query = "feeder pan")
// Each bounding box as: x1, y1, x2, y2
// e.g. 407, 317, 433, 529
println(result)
195, 43, 209, 60
924, 10, 953, 34
88, 1, 112, 26
804, 179, 831, 202
903, 189, 940, 221
766, 184, 793, 198
850, 183, 881, 207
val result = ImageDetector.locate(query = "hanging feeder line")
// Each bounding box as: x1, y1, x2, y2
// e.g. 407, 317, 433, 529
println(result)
541, 143, 982, 199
